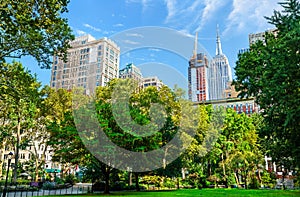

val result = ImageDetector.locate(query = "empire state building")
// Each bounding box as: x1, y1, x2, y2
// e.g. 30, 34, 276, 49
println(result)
208, 25, 232, 100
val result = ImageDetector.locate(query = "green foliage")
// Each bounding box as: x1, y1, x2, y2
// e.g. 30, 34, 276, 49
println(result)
261, 170, 277, 188
0, 61, 42, 181
233, 0, 300, 167
0, 0, 74, 68
64, 174, 78, 184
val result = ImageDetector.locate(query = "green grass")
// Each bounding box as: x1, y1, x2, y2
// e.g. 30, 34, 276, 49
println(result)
41, 189, 300, 197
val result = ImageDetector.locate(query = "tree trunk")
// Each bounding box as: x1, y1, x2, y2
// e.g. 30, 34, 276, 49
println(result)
13, 118, 21, 184
258, 169, 262, 185
221, 153, 227, 187
134, 172, 140, 191
244, 170, 248, 189
234, 171, 239, 187
35, 157, 39, 182
104, 167, 110, 194
282, 170, 286, 190
208, 159, 211, 177
128, 171, 132, 186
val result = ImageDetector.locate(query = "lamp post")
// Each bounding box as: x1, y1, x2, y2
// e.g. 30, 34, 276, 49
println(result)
2, 152, 14, 197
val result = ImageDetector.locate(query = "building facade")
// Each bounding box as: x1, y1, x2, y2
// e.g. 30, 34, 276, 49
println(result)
208, 26, 232, 100
119, 63, 143, 84
50, 34, 120, 94
188, 32, 209, 102
195, 97, 259, 115
249, 28, 278, 46
142, 76, 164, 89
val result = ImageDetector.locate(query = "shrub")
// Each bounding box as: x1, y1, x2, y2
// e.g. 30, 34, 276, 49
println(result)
64, 174, 78, 185
42, 181, 56, 190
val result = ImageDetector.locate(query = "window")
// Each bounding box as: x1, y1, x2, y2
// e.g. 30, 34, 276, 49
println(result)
20, 153, 25, 159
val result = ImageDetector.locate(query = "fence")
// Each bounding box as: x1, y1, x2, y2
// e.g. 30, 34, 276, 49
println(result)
1, 184, 92, 197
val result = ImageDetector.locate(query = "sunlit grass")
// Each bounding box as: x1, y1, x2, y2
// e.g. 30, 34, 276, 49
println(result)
40, 188, 300, 197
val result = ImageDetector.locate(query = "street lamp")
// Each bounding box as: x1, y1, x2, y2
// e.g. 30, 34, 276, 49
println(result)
2, 152, 14, 197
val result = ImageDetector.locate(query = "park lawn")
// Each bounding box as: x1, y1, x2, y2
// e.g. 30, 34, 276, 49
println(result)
41, 189, 300, 197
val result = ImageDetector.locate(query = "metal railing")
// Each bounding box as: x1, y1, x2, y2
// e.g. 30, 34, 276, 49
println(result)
1, 184, 92, 197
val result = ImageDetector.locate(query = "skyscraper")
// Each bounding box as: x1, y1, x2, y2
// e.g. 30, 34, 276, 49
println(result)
188, 32, 209, 102
208, 25, 232, 100
50, 34, 120, 94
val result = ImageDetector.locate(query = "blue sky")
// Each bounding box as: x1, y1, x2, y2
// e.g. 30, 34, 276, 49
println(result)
23, 0, 282, 89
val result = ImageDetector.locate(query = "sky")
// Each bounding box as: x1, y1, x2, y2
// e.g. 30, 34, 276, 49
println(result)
22, 0, 282, 90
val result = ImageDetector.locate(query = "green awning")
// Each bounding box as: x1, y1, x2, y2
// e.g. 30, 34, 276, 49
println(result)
45, 168, 61, 173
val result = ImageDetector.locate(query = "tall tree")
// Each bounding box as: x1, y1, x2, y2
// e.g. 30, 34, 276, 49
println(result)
0, 62, 41, 182
233, 0, 300, 167
0, 0, 74, 68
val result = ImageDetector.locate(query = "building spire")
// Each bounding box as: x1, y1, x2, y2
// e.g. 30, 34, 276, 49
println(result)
193, 31, 198, 58
216, 24, 223, 55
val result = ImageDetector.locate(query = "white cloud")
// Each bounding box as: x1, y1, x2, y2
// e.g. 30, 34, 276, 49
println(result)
177, 29, 194, 38
164, 0, 227, 33
223, 0, 282, 36
83, 23, 101, 32
76, 30, 87, 36
196, 0, 227, 31
103, 30, 115, 35
126, 33, 144, 38
123, 40, 140, 45
164, 0, 177, 23
114, 23, 124, 27
148, 48, 162, 52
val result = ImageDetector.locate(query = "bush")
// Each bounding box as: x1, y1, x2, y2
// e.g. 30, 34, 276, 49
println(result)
163, 177, 175, 189
42, 181, 56, 190
293, 172, 300, 188
111, 181, 126, 191
261, 170, 276, 188
64, 174, 78, 185
249, 177, 260, 189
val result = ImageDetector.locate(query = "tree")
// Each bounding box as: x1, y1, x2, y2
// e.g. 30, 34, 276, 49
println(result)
221, 109, 263, 188
233, 0, 300, 167
0, 0, 74, 68
0, 61, 41, 182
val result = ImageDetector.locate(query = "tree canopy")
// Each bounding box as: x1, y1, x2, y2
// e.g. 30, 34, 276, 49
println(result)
233, 0, 300, 167
0, 0, 74, 68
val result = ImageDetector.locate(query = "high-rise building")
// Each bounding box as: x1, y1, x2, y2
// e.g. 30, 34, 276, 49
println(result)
50, 34, 120, 94
119, 63, 143, 84
249, 28, 278, 46
142, 76, 164, 89
188, 32, 209, 102
208, 25, 232, 100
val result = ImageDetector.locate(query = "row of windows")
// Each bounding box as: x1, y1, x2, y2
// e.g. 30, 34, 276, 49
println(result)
80, 48, 90, 54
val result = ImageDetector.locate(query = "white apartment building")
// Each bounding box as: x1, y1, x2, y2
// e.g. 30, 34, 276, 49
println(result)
51, 34, 120, 94
142, 76, 164, 89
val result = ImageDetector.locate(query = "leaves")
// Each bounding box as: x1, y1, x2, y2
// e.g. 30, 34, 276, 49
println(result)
0, 0, 74, 68
233, 0, 300, 167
